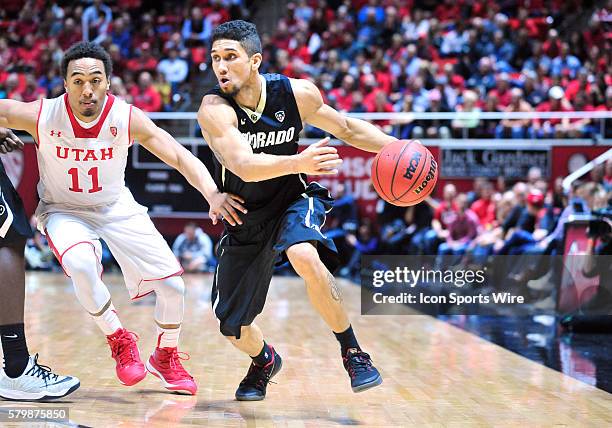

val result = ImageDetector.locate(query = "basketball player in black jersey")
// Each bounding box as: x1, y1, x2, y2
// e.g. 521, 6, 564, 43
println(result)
198, 20, 396, 401
0, 128, 80, 400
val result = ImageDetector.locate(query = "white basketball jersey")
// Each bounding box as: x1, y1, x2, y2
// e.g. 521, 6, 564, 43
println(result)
36, 94, 132, 207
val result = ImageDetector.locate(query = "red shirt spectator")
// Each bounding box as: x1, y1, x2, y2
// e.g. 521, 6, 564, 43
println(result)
535, 87, 574, 126
565, 76, 591, 102
57, 18, 82, 50
329, 87, 353, 112
434, 201, 459, 230
126, 43, 159, 74
488, 87, 512, 108
470, 198, 497, 228
130, 72, 162, 112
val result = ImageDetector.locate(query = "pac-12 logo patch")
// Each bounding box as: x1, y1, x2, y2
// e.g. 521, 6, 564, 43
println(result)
275, 111, 285, 122
110, 126, 117, 137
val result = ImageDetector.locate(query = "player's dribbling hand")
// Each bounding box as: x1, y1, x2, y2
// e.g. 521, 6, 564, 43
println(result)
209, 191, 247, 226
296, 137, 342, 175
0, 128, 24, 154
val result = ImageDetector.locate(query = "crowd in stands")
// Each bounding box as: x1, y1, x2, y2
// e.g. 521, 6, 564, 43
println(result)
0, 0, 248, 111
1, 1, 609, 135
259, 0, 611, 139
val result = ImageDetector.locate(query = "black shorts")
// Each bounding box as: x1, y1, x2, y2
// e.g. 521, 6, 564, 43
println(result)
212, 183, 339, 338
0, 161, 32, 247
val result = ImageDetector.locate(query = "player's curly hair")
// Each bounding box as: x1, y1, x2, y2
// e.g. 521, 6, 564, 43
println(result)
61, 41, 112, 79
211, 20, 262, 56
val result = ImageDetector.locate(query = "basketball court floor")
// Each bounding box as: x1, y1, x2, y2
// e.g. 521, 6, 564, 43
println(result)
0, 272, 610, 427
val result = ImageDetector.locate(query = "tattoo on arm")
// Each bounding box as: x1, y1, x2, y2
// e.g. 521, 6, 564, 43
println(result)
328, 271, 342, 302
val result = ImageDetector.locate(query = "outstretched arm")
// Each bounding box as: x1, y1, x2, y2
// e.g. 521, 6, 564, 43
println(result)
129, 106, 246, 225
197, 94, 342, 182
0, 100, 40, 139
291, 78, 397, 153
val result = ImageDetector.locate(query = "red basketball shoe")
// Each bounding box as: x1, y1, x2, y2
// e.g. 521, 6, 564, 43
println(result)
146, 347, 197, 395
106, 328, 147, 386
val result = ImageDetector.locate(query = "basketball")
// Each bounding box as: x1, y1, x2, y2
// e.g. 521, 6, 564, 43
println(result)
371, 140, 438, 206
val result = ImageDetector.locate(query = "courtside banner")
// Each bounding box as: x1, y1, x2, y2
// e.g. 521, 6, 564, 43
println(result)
360, 255, 611, 316
440, 148, 550, 179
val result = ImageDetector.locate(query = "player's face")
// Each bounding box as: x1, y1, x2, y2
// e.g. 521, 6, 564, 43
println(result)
64, 58, 110, 119
211, 40, 261, 97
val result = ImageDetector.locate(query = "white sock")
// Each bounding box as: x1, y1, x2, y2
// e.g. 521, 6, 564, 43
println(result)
94, 303, 123, 336
156, 324, 181, 349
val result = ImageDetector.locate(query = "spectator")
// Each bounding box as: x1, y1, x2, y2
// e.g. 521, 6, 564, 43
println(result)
496, 88, 534, 138
533, 86, 574, 138
437, 193, 481, 265
3, 73, 23, 100
452, 90, 481, 138
130, 71, 162, 112
391, 94, 416, 139
58, 17, 82, 50
126, 42, 159, 75
329, 74, 356, 112
157, 48, 189, 95
109, 76, 132, 103
429, 183, 459, 255
82, 0, 112, 44
110, 17, 132, 57
172, 222, 214, 273
15, 34, 41, 72
0, 38, 14, 71
523, 41, 552, 74
470, 181, 497, 229
488, 73, 512, 108
21, 74, 45, 102
182, 7, 213, 47
413, 88, 451, 139
551, 42, 582, 79
497, 190, 548, 255
368, 91, 394, 133
154, 72, 172, 112
340, 219, 378, 279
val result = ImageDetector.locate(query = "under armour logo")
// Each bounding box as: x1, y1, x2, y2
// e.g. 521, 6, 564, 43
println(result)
275, 111, 285, 122
50, 130, 62, 137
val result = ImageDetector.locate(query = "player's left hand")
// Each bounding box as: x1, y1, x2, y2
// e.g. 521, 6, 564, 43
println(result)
209, 191, 247, 226
0, 128, 24, 154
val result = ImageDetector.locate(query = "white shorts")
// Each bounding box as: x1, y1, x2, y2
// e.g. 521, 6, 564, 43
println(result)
36, 189, 183, 299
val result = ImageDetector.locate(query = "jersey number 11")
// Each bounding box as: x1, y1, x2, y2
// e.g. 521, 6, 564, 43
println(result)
68, 167, 103, 193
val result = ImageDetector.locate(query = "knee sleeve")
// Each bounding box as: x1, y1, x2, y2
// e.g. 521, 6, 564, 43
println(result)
62, 242, 109, 314
152, 276, 185, 325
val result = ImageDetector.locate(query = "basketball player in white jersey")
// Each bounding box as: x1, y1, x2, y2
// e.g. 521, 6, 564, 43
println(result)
0, 42, 247, 395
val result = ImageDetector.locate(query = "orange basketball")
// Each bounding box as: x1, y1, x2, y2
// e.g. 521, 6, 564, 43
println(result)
371, 140, 438, 206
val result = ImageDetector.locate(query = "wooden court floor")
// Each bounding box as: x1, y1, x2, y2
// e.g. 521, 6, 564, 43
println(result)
0, 271, 610, 427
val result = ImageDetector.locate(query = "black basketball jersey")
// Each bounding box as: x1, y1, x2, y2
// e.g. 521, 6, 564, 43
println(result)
205, 73, 308, 225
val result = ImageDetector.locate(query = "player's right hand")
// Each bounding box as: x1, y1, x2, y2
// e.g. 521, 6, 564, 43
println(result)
296, 137, 342, 175
0, 128, 24, 153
